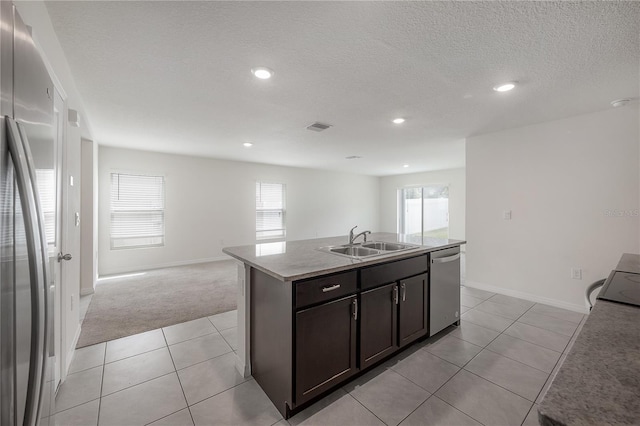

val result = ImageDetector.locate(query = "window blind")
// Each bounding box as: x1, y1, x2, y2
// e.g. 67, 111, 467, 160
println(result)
256, 182, 285, 240
35, 169, 56, 246
110, 173, 165, 249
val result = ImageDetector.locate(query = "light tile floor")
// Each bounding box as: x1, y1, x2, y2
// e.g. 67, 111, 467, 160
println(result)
46, 289, 587, 426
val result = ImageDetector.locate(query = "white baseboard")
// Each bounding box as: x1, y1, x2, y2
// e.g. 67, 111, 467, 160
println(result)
235, 353, 251, 378
464, 280, 589, 314
99, 255, 231, 277
80, 287, 95, 296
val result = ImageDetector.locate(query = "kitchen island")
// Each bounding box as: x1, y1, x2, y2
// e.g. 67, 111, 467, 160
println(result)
223, 232, 465, 418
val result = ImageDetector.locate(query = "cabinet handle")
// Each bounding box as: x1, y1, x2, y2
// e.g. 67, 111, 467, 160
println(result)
401, 282, 406, 302
322, 284, 341, 293
393, 285, 399, 305
352, 299, 358, 321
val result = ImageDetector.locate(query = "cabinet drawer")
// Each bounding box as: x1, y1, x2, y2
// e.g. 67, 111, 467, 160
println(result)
361, 255, 428, 291
295, 271, 357, 309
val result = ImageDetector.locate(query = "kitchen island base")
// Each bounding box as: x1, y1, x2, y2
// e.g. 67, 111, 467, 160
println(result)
249, 249, 461, 419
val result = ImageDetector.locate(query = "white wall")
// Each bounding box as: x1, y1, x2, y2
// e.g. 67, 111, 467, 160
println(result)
379, 168, 466, 241
466, 106, 640, 312
80, 139, 98, 295
98, 147, 380, 275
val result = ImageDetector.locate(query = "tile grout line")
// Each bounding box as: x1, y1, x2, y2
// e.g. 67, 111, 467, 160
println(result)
160, 328, 196, 426
424, 306, 540, 423
96, 343, 107, 426
174, 348, 236, 373
342, 387, 393, 426
530, 311, 587, 405
472, 303, 565, 375
348, 295, 573, 426
482, 344, 560, 375
91, 337, 236, 400
79, 310, 236, 367
386, 326, 499, 425
522, 403, 539, 426
51, 397, 101, 420
102, 324, 225, 367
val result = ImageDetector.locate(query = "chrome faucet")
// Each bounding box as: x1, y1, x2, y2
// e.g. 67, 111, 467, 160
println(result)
349, 226, 371, 244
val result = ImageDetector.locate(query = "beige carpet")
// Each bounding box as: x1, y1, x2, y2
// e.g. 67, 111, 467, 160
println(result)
77, 260, 237, 348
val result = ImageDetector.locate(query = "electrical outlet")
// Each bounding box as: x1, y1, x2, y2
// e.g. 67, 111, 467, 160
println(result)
571, 268, 582, 280
503, 210, 512, 220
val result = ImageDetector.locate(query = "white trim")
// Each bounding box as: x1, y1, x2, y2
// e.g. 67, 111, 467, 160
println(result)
235, 261, 252, 378
80, 287, 95, 297
98, 255, 231, 277
31, 35, 69, 101
464, 280, 589, 314
64, 324, 82, 380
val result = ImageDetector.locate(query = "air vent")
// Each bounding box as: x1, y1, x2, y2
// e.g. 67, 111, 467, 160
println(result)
345, 156, 362, 160
306, 122, 332, 132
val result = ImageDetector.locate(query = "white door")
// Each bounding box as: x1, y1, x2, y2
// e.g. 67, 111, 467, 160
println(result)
50, 88, 65, 389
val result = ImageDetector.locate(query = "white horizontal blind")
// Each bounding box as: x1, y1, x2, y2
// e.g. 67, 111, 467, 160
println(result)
111, 173, 165, 249
256, 182, 285, 240
35, 169, 56, 246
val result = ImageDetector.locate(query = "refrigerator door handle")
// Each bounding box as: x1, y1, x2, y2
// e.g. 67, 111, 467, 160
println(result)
6, 117, 48, 426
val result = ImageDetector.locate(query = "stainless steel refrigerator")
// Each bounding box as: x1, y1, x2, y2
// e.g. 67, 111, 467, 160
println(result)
1, 1, 56, 425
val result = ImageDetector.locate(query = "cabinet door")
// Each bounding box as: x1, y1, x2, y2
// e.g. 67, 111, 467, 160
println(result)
398, 273, 428, 347
360, 283, 398, 369
295, 295, 357, 405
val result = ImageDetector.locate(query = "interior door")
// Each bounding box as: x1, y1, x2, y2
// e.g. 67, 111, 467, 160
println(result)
51, 89, 64, 390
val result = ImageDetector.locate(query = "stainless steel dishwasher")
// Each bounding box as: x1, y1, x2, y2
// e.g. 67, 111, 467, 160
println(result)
429, 247, 461, 336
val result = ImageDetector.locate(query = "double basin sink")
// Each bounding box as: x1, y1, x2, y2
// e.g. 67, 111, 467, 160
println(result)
318, 241, 421, 259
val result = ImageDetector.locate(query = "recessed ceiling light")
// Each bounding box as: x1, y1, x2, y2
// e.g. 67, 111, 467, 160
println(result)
251, 67, 274, 79
493, 82, 516, 92
392, 118, 406, 124
611, 99, 630, 108
403, 164, 409, 168
243, 142, 253, 147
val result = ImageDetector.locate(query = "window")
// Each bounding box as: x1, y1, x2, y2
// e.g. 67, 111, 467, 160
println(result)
35, 169, 56, 246
110, 173, 165, 249
398, 185, 449, 239
256, 182, 285, 240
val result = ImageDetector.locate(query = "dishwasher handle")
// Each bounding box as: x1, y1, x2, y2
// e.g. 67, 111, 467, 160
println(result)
431, 253, 461, 264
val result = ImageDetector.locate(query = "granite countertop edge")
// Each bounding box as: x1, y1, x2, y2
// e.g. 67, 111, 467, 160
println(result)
223, 233, 466, 282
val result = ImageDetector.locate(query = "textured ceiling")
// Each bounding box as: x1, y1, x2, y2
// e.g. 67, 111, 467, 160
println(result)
45, 1, 639, 176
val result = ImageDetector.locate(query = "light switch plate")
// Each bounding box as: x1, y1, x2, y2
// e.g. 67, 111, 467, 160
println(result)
503, 210, 512, 220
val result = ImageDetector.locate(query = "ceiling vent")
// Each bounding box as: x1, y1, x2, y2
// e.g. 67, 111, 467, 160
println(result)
345, 156, 362, 160
306, 122, 332, 132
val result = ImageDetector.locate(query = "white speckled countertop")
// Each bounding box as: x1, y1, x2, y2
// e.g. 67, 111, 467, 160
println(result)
222, 232, 465, 281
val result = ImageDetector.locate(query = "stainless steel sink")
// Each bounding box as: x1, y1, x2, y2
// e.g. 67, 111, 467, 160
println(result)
318, 241, 421, 259
361, 242, 413, 251
330, 246, 380, 257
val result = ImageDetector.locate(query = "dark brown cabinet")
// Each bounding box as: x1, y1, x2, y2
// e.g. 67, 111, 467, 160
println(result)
360, 283, 398, 369
295, 295, 358, 405
250, 251, 452, 419
398, 273, 428, 347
